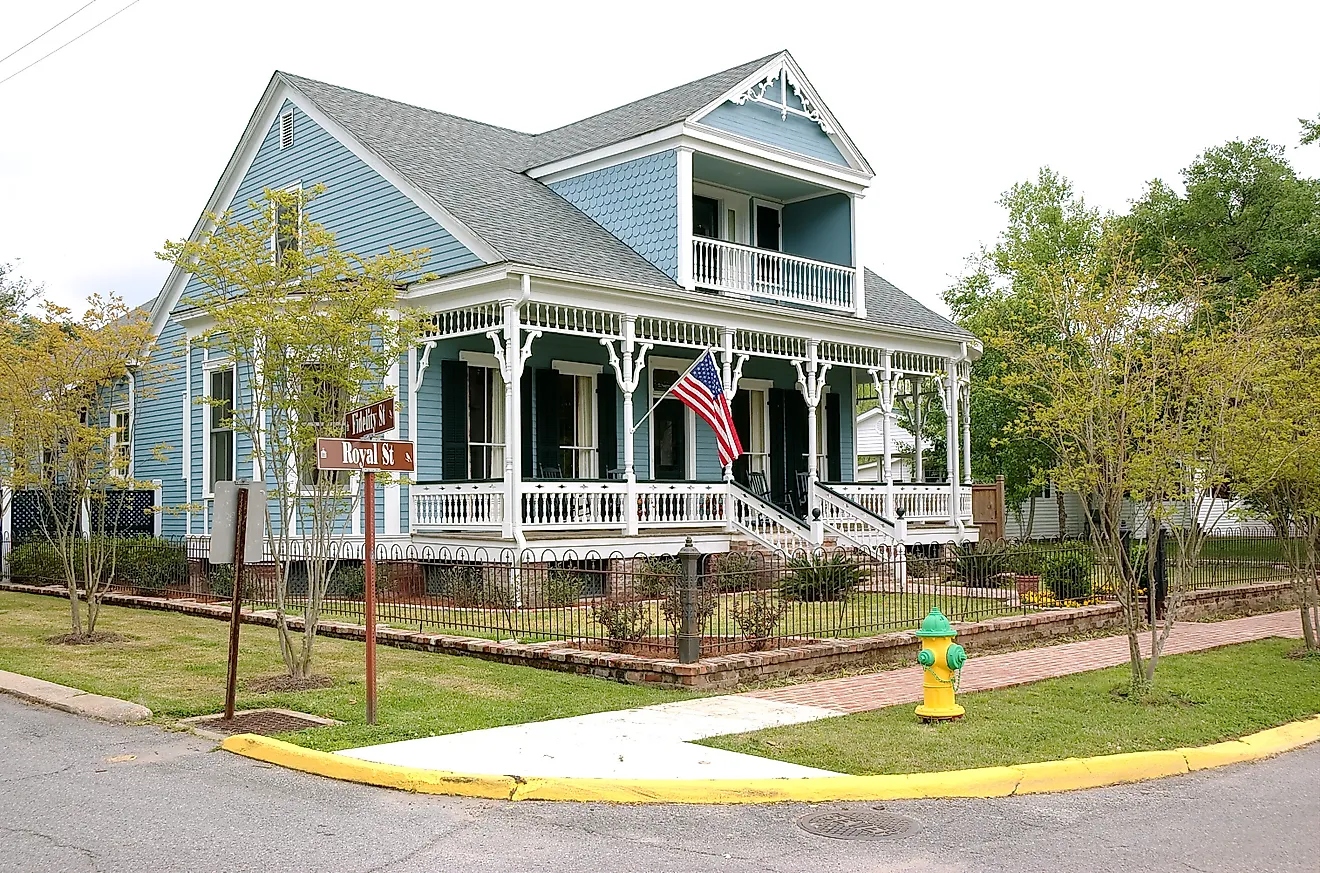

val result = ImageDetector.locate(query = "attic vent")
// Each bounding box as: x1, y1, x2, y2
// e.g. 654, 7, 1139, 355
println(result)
279, 111, 295, 149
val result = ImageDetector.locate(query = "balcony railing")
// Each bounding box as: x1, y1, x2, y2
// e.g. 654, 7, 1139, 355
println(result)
692, 238, 855, 312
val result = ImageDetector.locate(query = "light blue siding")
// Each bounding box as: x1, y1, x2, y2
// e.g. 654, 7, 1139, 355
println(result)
549, 151, 679, 280
829, 366, 856, 482
415, 349, 444, 481
133, 319, 187, 538
178, 100, 482, 308
188, 344, 203, 534
702, 79, 848, 167
782, 193, 852, 266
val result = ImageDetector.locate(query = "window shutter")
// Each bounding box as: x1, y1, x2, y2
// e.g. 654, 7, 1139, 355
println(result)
597, 378, 617, 477
768, 388, 786, 507
521, 374, 534, 478
731, 391, 750, 486
534, 368, 559, 476
826, 393, 842, 483
783, 391, 808, 510
440, 359, 468, 480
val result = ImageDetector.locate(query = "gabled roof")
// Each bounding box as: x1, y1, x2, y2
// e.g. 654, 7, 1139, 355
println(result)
864, 270, 974, 340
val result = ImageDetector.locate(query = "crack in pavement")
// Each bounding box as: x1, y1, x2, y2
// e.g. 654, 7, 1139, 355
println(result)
0, 825, 102, 872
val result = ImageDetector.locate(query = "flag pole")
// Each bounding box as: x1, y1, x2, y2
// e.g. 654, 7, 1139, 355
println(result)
629, 348, 713, 435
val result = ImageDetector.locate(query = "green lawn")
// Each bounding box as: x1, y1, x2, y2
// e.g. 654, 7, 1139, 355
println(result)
0, 591, 693, 751
700, 639, 1320, 774
315, 590, 1019, 644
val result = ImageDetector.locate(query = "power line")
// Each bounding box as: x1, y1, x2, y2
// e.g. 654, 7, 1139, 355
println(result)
0, 0, 144, 89
0, 1, 102, 67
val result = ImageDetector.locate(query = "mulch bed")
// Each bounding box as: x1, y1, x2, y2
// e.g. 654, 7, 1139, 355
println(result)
45, 632, 129, 646
244, 674, 334, 693
188, 709, 332, 736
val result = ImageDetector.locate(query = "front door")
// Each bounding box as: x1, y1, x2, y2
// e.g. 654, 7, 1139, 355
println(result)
653, 398, 687, 481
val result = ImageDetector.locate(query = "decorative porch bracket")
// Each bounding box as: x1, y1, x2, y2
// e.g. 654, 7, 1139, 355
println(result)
602, 317, 652, 535
868, 352, 904, 519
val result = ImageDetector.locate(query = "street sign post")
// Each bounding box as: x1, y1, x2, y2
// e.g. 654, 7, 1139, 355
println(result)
318, 407, 414, 726
344, 397, 396, 440
211, 480, 267, 721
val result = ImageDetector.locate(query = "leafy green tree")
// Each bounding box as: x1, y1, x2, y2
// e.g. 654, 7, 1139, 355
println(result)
160, 187, 428, 679
1125, 138, 1320, 318
1301, 112, 1320, 146
945, 168, 1102, 534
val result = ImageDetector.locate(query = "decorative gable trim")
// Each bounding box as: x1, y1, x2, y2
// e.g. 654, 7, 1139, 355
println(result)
146, 74, 500, 351
688, 51, 873, 176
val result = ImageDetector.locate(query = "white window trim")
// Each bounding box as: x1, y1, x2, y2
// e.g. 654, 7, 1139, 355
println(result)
551, 367, 599, 478
459, 350, 501, 369
552, 359, 603, 377
203, 360, 237, 499
109, 407, 132, 479
464, 359, 506, 480
736, 378, 772, 477
648, 357, 697, 481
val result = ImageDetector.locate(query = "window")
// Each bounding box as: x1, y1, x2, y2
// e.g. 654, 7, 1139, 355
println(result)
273, 186, 301, 265
298, 366, 349, 488
279, 111, 295, 149
692, 195, 720, 239
110, 410, 130, 475
467, 365, 505, 479
754, 202, 782, 252
556, 372, 596, 478
743, 386, 769, 477
209, 368, 235, 491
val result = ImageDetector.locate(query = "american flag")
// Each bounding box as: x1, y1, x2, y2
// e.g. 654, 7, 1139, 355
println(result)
669, 350, 744, 467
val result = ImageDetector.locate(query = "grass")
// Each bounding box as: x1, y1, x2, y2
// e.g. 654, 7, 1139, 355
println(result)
699, 638, 1320, 775
0, 591, 694, 751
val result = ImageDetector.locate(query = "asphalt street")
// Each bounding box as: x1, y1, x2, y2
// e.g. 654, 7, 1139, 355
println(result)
1, 694, 1316, 873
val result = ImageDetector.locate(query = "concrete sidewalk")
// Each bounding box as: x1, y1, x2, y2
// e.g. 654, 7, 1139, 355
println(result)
0, 669, 152, 723
339, 610, 1303, 780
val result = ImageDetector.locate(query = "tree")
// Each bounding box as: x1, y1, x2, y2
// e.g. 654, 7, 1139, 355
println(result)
1232, 279, 1320, 653
1125, 138, 1320, 319
994, 228, 1270, 692
0, 294, 159, 639
160, 187, 427, 679
1301, 112, 1320, 147
946, 168, 1104, 535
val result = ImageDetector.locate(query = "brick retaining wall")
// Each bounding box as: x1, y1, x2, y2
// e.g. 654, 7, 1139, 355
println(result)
0, 580, 1298, 690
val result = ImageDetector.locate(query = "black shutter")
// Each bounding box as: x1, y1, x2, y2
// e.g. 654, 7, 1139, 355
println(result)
597, 377, 617, 477
769, 388, 786, 507
534, 368, 560, 476
440, 359, 468, 480
521, 373, 534, 478
784, 391, 808, 511
826, 392, 842, 483
731, 391, 750, 486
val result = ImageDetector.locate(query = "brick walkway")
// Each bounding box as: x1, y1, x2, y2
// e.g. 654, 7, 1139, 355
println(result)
743, 611, 1303, 714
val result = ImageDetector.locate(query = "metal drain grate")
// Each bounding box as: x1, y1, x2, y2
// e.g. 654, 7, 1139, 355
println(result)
187, 709, 330, 736
797, 810, 921, 841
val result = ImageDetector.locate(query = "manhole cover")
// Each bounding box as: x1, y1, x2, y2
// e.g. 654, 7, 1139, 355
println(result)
797, 810, 920, 841
183, 709, 336, 737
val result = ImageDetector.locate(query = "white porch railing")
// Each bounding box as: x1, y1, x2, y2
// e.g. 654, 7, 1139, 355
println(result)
521, 480, 628, 530
411, 481, 505, 530
829, 483, 974, 524
812, 482, 902, 554
729, 484, 815, 552
637, 481, 727, 527
692, 238, 855, 313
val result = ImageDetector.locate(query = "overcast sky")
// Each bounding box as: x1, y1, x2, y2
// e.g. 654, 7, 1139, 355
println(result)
2, 0, 1318, 317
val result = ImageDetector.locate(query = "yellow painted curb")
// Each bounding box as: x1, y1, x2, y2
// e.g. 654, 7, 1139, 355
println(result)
220, 714, 1320, 805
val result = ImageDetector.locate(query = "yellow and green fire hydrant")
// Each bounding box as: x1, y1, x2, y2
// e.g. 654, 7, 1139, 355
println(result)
914, 607, 967, 721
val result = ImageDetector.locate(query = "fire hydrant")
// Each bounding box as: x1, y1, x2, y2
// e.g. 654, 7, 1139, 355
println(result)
914, 607, 966, 721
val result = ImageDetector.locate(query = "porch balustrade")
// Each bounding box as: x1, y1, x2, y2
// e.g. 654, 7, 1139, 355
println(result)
692, 237, 855, 313
828, 483, 975, 524
411, 481, 504, 529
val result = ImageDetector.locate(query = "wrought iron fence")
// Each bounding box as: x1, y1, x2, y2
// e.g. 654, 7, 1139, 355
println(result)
0, 528, 1298, 660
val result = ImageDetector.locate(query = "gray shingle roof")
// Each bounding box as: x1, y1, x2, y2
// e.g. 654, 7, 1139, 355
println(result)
278, 60, 965, 342
864, 270, 974, 339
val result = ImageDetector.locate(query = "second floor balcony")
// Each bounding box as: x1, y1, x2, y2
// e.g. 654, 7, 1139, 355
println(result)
689, 152, 860, 315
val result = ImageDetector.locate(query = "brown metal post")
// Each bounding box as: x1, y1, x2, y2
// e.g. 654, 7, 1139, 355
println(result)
223, 486, 249, 721
364, 470, 377, 725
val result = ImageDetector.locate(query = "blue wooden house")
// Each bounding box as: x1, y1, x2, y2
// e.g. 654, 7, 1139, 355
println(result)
132, 50, 979, 557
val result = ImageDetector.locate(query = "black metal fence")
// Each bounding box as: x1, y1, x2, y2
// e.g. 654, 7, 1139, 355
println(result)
1, 528, 1297, 660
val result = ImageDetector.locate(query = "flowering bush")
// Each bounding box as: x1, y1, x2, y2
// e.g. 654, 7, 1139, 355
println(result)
1021, 589, 1106, 609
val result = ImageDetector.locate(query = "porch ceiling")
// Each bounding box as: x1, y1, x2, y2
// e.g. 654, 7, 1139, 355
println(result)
694, 153, 828, 201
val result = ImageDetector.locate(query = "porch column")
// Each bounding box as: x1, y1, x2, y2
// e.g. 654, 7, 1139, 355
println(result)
602, 316, 650, 536
911, 376, 924, 484
719, 327, 747, 527
945, 357, 961, 530
870, 352, 898, 519
960, 363, 972, 486
493, 283, 541, 542
793, 340, 830, 526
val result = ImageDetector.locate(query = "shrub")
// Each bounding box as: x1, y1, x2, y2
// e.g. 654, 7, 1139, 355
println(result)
8, 541, 62, 583
1042, 548, 1095, 600
779, 552, 868, 602
591, 600, 652, 651
209, 564, 234, 599
660, 585, 718, 635
543, 569, 586, 607
424, 563, 511, 608
635, 555, 682, 598
706, 551, 760, 592
327, 563, 366, 599
732, 593, 788, 648
905, 550, 933, 580
951, 540, 1016, 587
112, 539, 186, 592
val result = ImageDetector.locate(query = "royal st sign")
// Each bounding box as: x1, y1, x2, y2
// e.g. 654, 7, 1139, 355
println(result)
316, 438, 416, 472
344, 398, 396, 440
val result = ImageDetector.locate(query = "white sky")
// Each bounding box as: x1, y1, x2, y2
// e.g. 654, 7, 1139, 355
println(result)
2, 0, 1318, 317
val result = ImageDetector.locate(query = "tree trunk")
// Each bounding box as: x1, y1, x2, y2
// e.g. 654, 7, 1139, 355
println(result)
1024, 499, 1037, 540
1055, 488, 1066, 538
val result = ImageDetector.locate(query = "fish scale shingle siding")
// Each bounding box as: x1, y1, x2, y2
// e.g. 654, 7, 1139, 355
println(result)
549, 151, 679, 280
